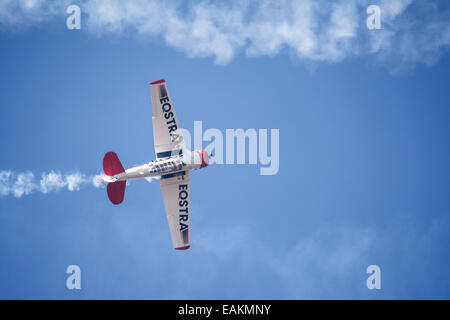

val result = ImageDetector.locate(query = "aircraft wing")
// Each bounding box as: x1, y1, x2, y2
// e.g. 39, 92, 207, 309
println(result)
159, 170, 191, 250
150, 80, 185, 159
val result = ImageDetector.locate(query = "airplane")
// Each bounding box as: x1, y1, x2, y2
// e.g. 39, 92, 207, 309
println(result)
99, 79, 209, 250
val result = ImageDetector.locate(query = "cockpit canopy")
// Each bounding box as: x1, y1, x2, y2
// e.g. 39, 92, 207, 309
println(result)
150, 158, 186, 174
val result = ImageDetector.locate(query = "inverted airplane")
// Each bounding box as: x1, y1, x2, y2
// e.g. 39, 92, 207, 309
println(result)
99, 79, 209, 250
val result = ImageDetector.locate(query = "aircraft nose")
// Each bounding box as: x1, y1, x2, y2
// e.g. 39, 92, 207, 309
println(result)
200, 149, 209, 168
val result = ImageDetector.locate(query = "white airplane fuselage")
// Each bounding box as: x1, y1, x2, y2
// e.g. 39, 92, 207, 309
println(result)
104, 149, 208, 182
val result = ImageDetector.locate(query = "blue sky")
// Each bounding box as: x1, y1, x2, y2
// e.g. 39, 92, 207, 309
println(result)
1, 0, 450, 299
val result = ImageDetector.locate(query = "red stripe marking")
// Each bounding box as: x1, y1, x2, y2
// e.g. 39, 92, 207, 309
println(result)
175, 245, 190, 250
150, 79, 166, 85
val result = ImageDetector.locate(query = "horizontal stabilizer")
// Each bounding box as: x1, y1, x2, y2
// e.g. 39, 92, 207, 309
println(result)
107, 181, 126, 205
103, 152, 125, 176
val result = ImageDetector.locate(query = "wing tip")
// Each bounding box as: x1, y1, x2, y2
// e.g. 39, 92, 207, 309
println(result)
150, 79, 166, 85
175, 245, 190, 250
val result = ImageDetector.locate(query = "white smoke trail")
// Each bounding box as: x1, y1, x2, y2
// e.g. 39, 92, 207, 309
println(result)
0, 169, 158, 198
0, 170, 104, 198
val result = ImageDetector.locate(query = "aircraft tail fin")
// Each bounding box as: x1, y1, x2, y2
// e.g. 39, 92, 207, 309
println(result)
107, 181, 126, 205
103, 151, 125, 176
103, 152, 126, 205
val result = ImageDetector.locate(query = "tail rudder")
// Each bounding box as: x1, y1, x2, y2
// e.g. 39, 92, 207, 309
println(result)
103, 152, 126, 205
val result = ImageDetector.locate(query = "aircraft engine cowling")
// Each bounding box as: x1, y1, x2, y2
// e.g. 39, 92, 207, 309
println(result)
186, 150, 209, 169
200, 149, 209, 168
